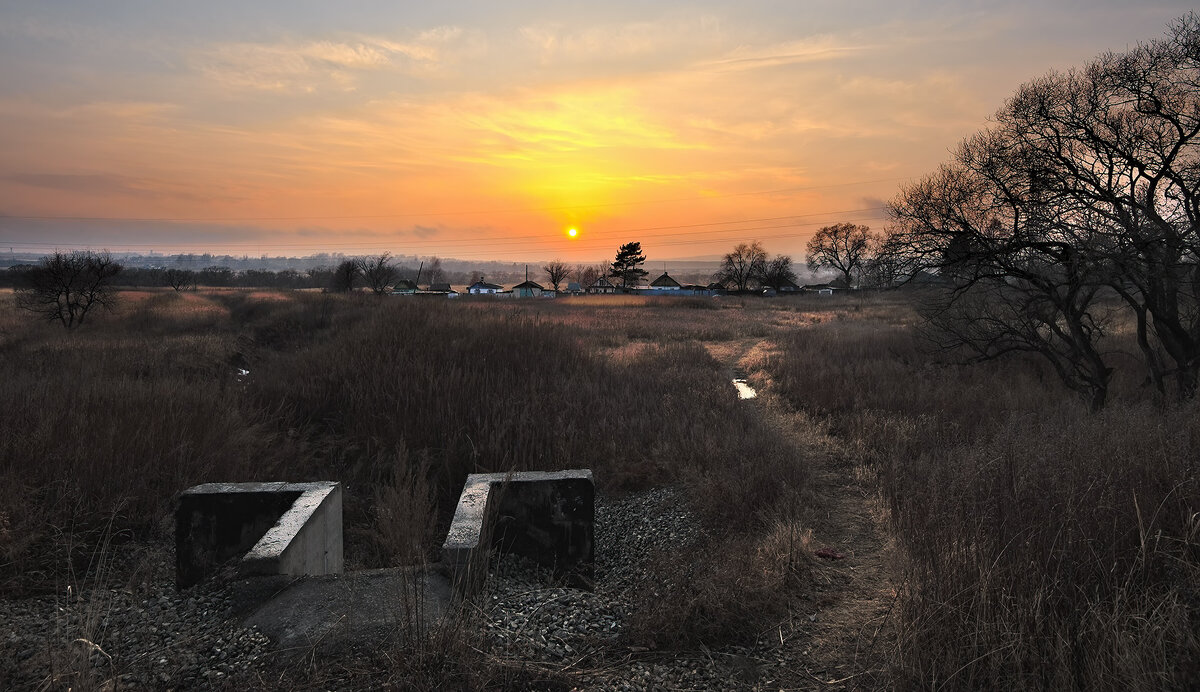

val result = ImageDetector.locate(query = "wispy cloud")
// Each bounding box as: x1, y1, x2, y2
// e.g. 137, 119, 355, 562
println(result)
702, 35, 870, 71
57, 100, 179, 121
518, 16, 726, 67
1, 172, 242, 206
193, 28, 475, 92
3, 2, 1191, 257
3, 172, 147, 195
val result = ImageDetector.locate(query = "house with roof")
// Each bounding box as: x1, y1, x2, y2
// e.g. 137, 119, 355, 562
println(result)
586, 276, 617, 294
467, 277, 503, 295
803, 283, 836, 295
565, 281, 583, 295
422, 283, 460, 298
512, 279, 545, 298
908, 269, 953, 288
777, 276, 801, 293
390, 279, 418, 295
649, 271, 682, 290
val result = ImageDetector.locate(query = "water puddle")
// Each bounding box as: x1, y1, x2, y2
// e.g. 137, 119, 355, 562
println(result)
732, 378, 757, 400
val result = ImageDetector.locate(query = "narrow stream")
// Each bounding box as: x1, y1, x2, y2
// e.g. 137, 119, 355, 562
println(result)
732, 378, 757, 400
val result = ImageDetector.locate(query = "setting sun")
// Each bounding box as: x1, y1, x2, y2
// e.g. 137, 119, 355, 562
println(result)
0, 3, 1192, 264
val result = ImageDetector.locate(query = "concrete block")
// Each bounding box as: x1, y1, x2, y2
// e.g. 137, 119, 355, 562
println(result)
441, 470, 593, 592
242, 566, 453, 651
176, 481, 342, 588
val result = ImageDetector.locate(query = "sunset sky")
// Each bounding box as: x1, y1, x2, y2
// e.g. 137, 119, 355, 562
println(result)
0, 1, 1195, 263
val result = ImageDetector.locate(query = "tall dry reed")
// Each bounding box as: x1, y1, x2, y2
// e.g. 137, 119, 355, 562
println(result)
763, 296, 1200, 690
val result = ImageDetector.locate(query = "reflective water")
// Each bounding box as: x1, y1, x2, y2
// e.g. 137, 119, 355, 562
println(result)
732, 378, 757, 400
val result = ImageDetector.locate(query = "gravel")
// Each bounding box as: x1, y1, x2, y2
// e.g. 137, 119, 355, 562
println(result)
479, 487, 786, 690
2, 487, 808, 690
1, 556, 272, 690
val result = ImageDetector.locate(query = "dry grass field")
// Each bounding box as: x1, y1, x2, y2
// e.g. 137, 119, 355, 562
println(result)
0, 288, 1195, 689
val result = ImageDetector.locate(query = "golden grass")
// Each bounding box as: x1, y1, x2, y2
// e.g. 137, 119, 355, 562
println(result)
0, 290, 815, 615
761, 298, 1200, 690
5, 287, 1191, 687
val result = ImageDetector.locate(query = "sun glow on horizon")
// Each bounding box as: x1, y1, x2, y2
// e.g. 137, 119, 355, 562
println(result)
1, 3, 1191, 261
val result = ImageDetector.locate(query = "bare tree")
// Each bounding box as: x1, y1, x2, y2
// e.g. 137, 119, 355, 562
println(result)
806, 224, 872, 288
163, 267, 194, 292
362, 253, 399, 295
307, 266, 334, 288
887, 14, 1200, 407
575, 264, 604, 289
16, 250, 123, 329
543, 259, 570, 291
859, 233, 906, 289
889, 166, 1118, 409
425, 256, 446, 287
331, 259, 361, 292
759, 254, 798, 290
715, 241, 768, 291
883, 18, 1200, 408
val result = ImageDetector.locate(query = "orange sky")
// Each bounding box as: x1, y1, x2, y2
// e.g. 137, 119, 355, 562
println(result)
0, 2, 1195, 263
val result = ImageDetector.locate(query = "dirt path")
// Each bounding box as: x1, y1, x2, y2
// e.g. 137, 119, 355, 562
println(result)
709, 338, 897, 690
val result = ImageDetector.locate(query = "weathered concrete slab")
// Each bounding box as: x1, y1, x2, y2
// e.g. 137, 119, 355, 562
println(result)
442, 470, 594, 592
176, 481, 343, 588
241, 567, 453, 651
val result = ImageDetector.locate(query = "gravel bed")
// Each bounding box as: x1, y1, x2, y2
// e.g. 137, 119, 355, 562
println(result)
2, 487, 807, 690
480, 487, 787, 690
1, 556, 271, 690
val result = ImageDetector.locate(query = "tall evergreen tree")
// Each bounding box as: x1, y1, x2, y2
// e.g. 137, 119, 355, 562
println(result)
609, 242, 648, 288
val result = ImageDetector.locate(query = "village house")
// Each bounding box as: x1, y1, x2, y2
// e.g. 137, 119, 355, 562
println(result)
649, 271, 682, 290
390, 279, 418, 295
586, 276, 617, 294
512, 279, 545, 298
467, 277, 503, 294
424, 283, 460, 298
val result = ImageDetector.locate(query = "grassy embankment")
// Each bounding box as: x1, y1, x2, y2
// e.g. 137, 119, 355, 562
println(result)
4, 287, 1193, 689
0, 289, 817, 686
760, 294, 1199, 690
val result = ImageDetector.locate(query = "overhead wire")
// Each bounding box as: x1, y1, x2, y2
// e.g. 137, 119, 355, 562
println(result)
1, 211, 892, 260
0, 175, 912, 223
1, 207, 888, 254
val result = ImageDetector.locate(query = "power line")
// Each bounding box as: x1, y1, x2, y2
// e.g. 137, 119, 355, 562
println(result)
0, 206, 887, 251
0, 176, 911, 222
0, 211, 891, 260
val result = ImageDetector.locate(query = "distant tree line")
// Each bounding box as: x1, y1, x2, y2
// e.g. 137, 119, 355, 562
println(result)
709, 241, 799, 291
0, 264, 323, 290
0, 253, 476, 292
